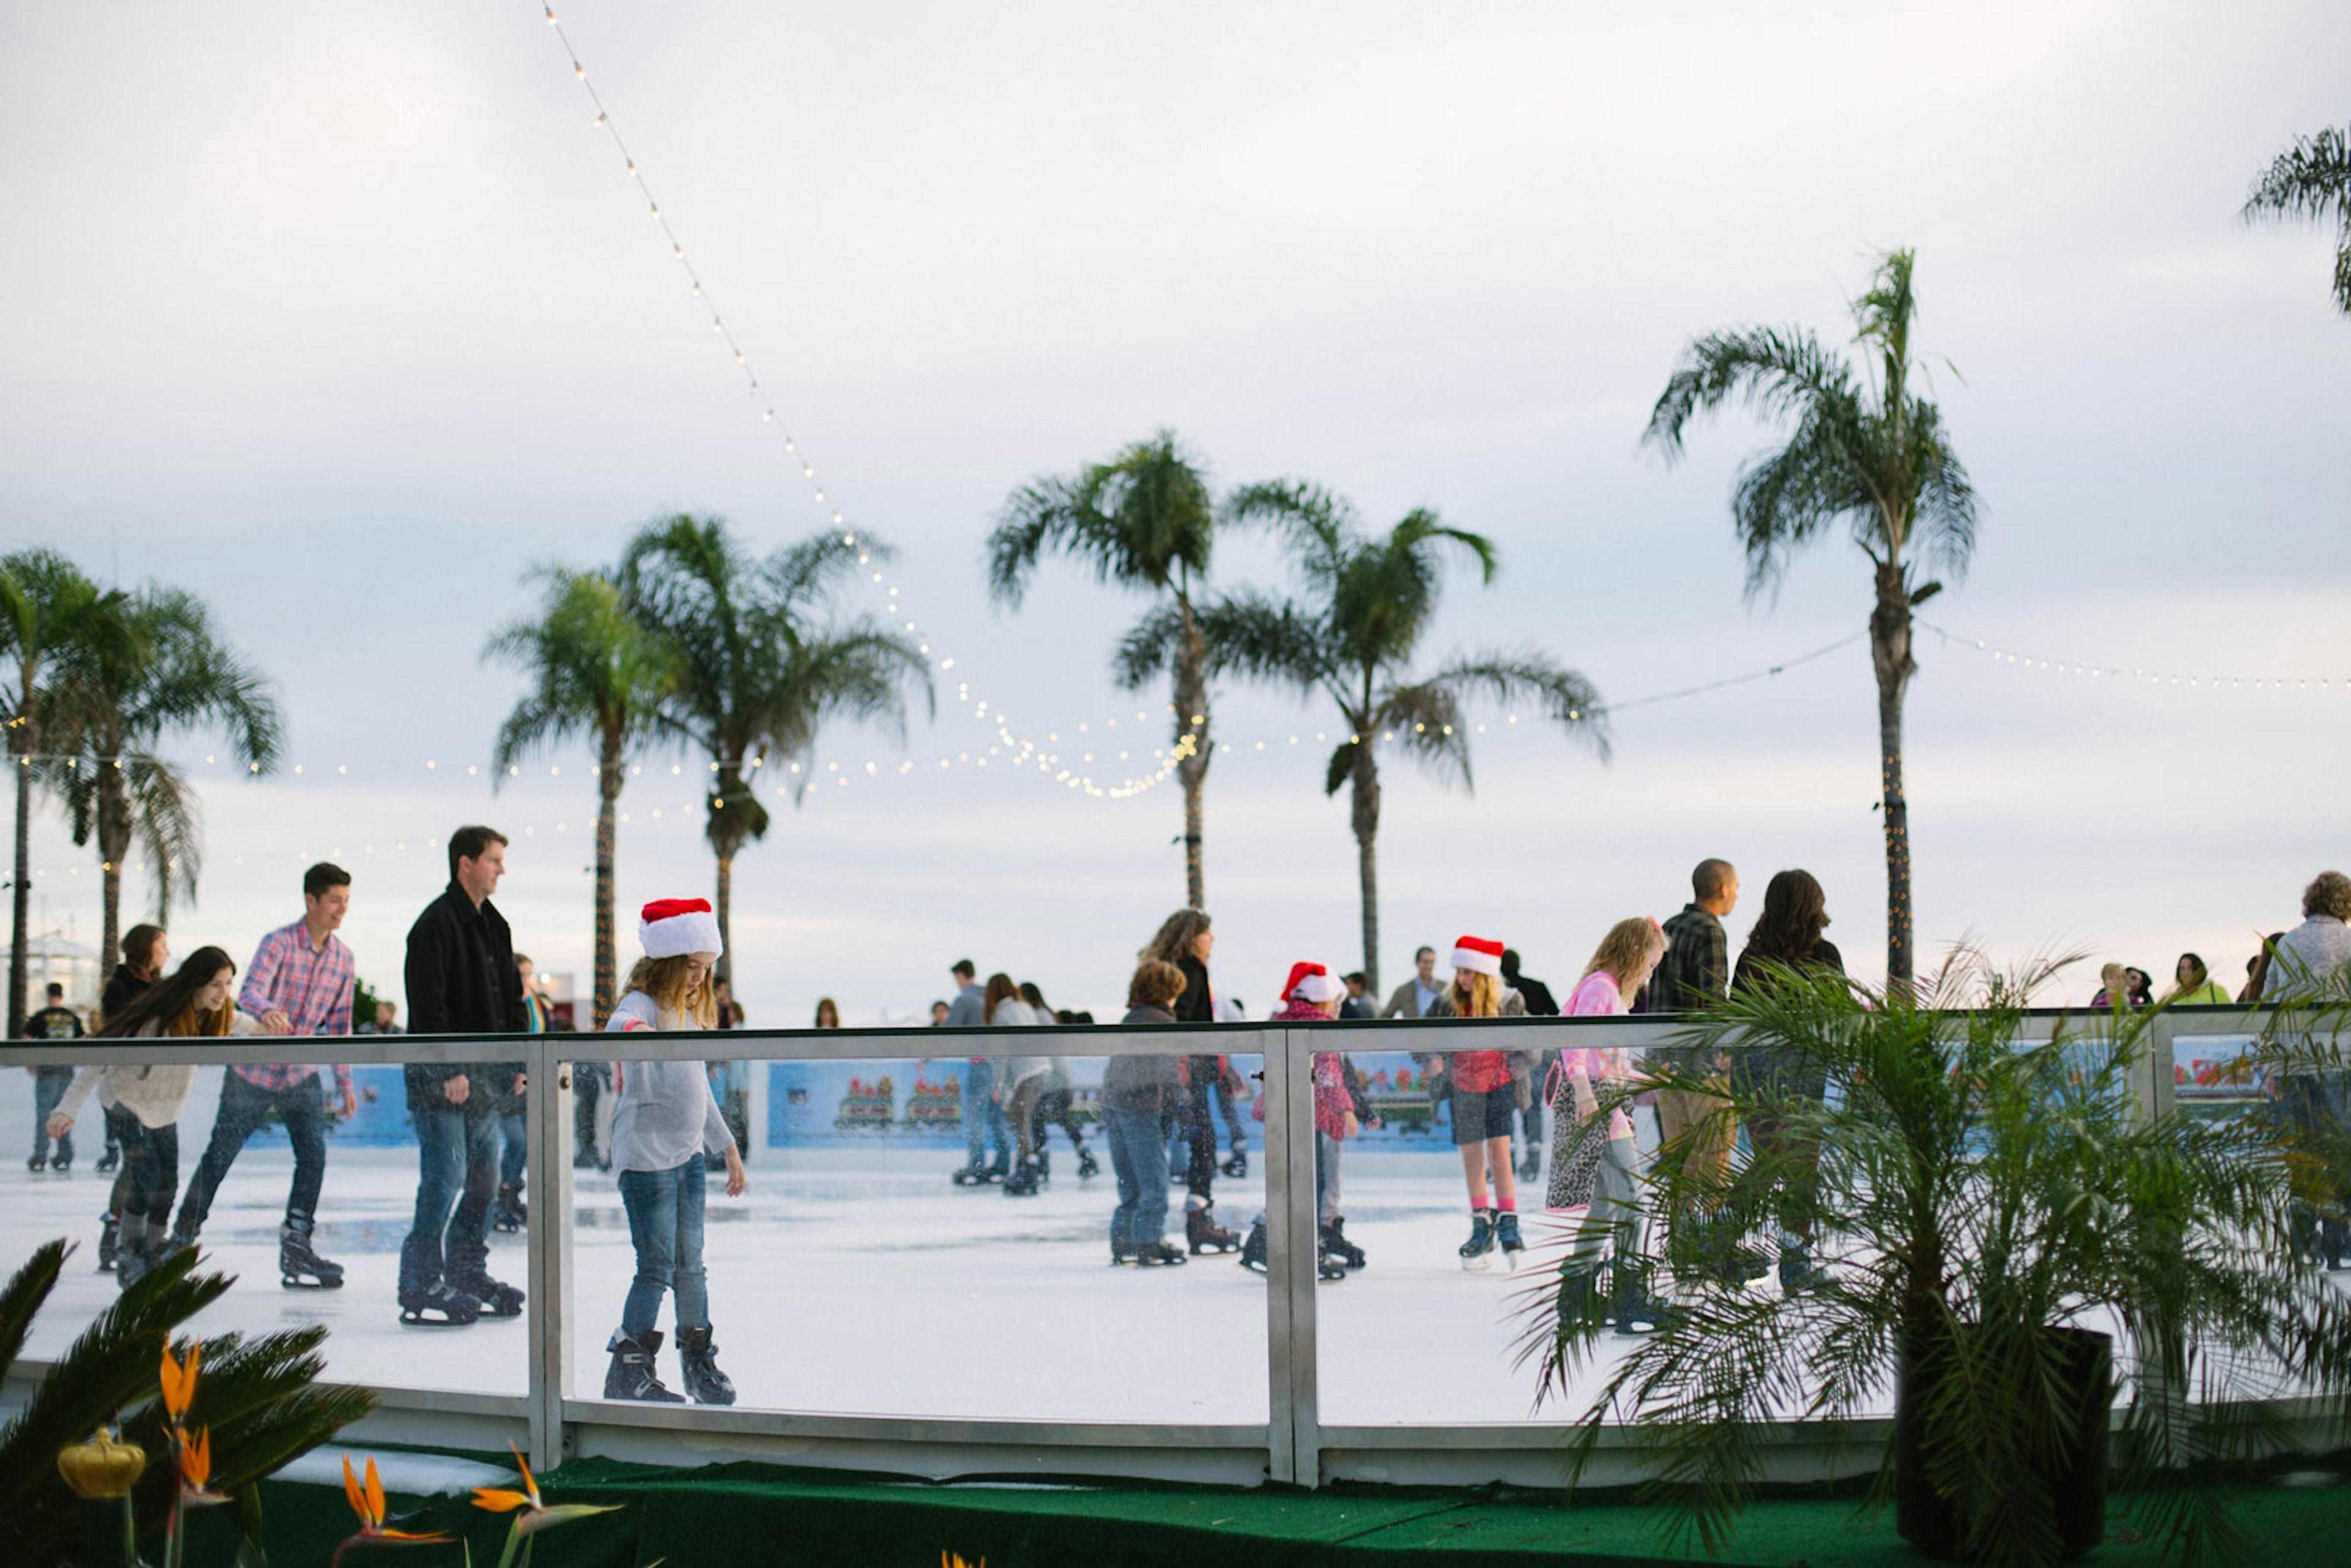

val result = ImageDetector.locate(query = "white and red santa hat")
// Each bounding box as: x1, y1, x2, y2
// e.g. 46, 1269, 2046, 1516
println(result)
1450, 935, 1504, 977
640, 898, 722, 959
1280, 961, 1345, 1005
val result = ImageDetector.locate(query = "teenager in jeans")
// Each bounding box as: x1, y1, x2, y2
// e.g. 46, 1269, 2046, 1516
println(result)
24, 983, 84, 1171
171, 862, 358, 1288
1551, 917, 1670, 1334
1101, 959, 1188, 1267
603, 898, 747, 1403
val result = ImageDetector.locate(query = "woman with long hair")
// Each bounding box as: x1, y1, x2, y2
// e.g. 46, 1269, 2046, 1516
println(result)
601, 899, 746, 1405
1549, 918, 1672, 1331
1730, 869, 1845, 1296
812, 997, 841, 1029
2165, 953, 2233, 1007
1140, 909, 1237, 1253
1020, 981, 1098, 1181
984, 973, 1052, 1197
1428, 936, 1532, 1270
47, 947, 260, 1287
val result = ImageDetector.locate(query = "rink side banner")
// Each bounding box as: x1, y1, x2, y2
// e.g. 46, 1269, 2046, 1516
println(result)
760, 1052, 1470, 1149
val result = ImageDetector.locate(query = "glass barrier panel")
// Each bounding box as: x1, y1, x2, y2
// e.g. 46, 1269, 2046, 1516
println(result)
560, 1041, 1270, 1423
4, 1052, 529, 1400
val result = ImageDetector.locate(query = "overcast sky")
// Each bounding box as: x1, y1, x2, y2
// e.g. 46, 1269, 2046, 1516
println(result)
3, 1, 2346, 1023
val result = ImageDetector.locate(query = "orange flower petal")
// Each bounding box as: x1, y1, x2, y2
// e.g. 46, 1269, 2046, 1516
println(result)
364, 1457, 386, 1525
343, 1456, 367, 1521
508, 1443, 541, 1509
179, 1428, 212, 1490
374, 1529, 456, 1544
471, 1488, 531, 1514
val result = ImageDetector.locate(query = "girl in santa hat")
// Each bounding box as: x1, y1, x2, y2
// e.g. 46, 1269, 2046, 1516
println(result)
601, 898, 748, 1405
1427, 936, 1535, 1270
1240, 963, 1361, 1280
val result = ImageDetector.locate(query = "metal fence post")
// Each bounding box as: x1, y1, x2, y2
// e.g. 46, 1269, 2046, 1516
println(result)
524, 1037, 570, 1471
1261, 1030, 1295, 1484
1277, 1029, 1321, 1486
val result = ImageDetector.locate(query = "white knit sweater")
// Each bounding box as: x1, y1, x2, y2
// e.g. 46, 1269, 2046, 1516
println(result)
52, 1011, 265, 1130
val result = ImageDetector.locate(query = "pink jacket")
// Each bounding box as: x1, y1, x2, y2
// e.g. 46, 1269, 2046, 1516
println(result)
1553, 972, 1636, 1141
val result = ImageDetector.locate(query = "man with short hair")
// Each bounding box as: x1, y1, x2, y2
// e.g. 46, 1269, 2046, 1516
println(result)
1338, 973, 1372, 1021
24, 982, 84, 1171
1644, 857, 1755, 1284
2271, 870, 2351, 1266
170, 863, 357, 1284
943, 959, 1008, 1184
399, 827, 529, 1326
1381, 947, 1444, 1019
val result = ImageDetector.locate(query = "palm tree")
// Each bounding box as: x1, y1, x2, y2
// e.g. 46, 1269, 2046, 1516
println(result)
1642, 247, 1978, 990
2242, 122, 2351, 316
988, 430, 1221, 909
1182, 485, 1606, 990
620, 516, 931, 979
0, 549, 129, 1035
484, 566, 679, 1026
47, 585, 280, 970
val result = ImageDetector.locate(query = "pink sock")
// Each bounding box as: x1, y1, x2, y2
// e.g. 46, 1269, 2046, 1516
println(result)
1495, 1198, 1517, 1213
1469, 1191, 1489, 1213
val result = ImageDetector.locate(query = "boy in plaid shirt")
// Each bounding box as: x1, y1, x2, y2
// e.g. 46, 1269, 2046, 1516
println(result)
169, 862, 357, 1286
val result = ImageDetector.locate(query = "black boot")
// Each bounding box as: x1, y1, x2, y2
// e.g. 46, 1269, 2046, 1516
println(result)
605, 1331, 684, 1402
280, 1210, 345, 1289
675, 1325, 737, 1406
1494, 1211, 1525, 1272
1221, 1139, 1248, 1179
1239, 1215, 1269, 1274
1001, 1158, 1041, 1198
96, 1211, 121, 1272
1458, 1210, 1497, 1271
1186, 1199, 1237, 1255
114, 1214, 154, 1289
1075, 1141, 1100, 1180
1321, 1218, 1367, 1270
493, 1184, 527, 1233
96, 1143, 119, 1174
448, 1266, 524, 1317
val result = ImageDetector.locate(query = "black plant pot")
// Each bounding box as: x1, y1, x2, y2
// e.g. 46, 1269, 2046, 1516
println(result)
1894, 1326, 2113, 1561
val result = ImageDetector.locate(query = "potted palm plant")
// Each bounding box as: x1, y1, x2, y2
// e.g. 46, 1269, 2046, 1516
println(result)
1519, 950, 2351, 1567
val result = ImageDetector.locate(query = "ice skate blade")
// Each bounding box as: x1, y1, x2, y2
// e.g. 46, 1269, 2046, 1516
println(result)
282, 1275, 345, 1289
1460, 1255, 1493, 1272
399, 1310, 476, 1327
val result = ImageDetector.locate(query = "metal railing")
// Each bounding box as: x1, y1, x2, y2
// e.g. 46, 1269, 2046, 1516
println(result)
0, 1003, 2300, 1488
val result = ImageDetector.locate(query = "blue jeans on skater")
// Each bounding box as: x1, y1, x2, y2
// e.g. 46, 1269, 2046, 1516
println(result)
964, 1059, 1008, 1171
498, 1110, 527, 1190
402, 1101, 500, 1293
176, 1070, 329, 1236
1316, 1130, 1344, 1228
616, 1157, 708, 1338
1103, 1106, 1170, 1248
32, 1067, 74, 1163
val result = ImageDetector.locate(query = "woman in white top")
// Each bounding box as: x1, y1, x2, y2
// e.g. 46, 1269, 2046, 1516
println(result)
601, 899, 747, 1406
48, 945, 263, 1287
983, 972, 1052, 1197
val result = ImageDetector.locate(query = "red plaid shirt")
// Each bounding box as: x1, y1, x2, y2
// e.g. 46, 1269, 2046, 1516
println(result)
234, 919, 356, 1094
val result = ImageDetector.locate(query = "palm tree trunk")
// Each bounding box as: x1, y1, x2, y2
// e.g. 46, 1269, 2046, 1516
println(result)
713, 854, 734, 989
1352, 746, 1382, 993
593, 732, 622, 1028
8, 741, 29, 1037
1871, 562, 1918, 992
97, 768, 127, 973
1175, 598, 1209, 911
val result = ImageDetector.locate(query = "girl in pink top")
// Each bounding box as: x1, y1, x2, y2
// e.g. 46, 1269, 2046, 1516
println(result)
1547, 917, 1671, 1335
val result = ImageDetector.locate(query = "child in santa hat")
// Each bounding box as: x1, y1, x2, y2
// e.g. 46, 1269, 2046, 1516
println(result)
1428, 936, 1535, 1271
601, 898, 748, 1405
1240, 963, 1362, 1280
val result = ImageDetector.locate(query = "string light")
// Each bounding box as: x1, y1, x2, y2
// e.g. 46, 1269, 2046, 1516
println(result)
1923, 623, 2344, 693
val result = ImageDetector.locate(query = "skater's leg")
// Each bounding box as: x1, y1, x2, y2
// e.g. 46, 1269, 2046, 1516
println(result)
1487, 1135, 1518, 1210
403, 1108, 466, 1294
1457, 1141, 1488, 1209
446, 1103, 501, 1280
1009, 1078, 1043, 1163
616, 1166, 680, 1339
1104, 1108, 1141, 1249
32, 1067, 71, 1161
278, 1079, 329, 1221
177, 1072, 266, 1239
572, 1065, 601, 1165
105, 1105, 138, 1213
961, 1059, 991, 1168
499, 1109, 527, 1191
144, 1123, 181, 1229
671, 1158, 709, 1329
1316, 1131, 1343, 1229
1182, 1062, 1217, 1204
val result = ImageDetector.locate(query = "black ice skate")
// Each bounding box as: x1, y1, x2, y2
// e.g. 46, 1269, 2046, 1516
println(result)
1316, 1238, 1349, 1282
1515, 1147, 1542, 1182
113, 1215, 159, 1290
399, 1281, 482, 1326
675, 1325, 737, 1406
1458, 1210, 1498, 1271
1321, 1218, 1367, 1270
1075, 1144, 1100, 1180
1185, 1198, 1238, 1255
605, 1331, 684, 1402
1220, 1142, 1248, 1179
1494, 1211, 1525, 1271
96, 1211, 121, 1272
26, 1153, 45, 1172
449, 1269, 524, 1317
50, 1139, 72, 1171
1133, 1240, 1188, 1267
493, 1184, 527, 1233
1239, 1215, 1268, 1274
1001, 1158, 1041, 1198
279, 1210, 345, 1289
95, 1145, 119, 1174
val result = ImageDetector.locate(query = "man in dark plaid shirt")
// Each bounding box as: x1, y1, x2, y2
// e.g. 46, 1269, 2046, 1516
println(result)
170, 863, 358, 1269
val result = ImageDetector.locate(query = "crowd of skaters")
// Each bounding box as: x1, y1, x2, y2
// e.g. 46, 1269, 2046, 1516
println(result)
15, 840, 2351, 1394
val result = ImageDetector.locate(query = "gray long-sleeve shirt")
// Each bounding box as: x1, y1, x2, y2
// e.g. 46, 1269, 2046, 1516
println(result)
603, 991, 735, 1174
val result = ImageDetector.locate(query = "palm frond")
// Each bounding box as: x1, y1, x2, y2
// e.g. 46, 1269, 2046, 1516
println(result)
1370, 681, 1471, 789
0, 1238, 67, 1387
2240, 124, 2351, 227
988, 430, 1216, 607
1423, 650, 1612, 763
1221, 479, 1357, 571
1641, 324, 1861, 459
1188, 589, 1333, 692
1113, 603, 1185, 692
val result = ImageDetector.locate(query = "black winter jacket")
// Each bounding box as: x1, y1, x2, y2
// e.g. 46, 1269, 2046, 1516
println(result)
403, 883, 527, 1112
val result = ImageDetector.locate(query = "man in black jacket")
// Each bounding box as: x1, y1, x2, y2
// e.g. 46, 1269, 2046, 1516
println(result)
397, 825, 528, 1326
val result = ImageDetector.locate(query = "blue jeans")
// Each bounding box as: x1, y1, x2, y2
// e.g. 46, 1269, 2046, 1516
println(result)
1103, 1106, 1170, 1247
177, 1070, 330, 1234
616, 1158, 708, 1338
1316, 1131, 1343, 1226
499, 1110, 527, 1189
963, 1060, 1008, 1168
32, 1067, 73, 1161
402, 1101, 500, 1292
